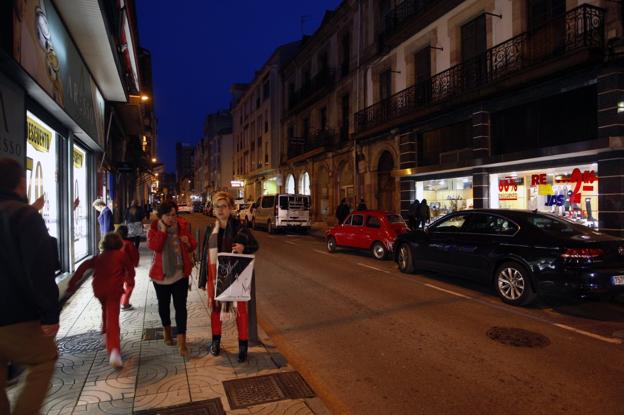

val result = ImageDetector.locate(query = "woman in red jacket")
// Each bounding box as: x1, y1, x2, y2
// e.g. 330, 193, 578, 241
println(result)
68, 233, 134, 368
147, 201, 197, 357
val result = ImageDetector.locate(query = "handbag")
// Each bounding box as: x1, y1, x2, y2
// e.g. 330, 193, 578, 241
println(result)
215, 253, 255, 302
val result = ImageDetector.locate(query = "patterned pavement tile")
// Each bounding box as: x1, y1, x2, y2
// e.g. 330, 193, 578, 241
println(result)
79, 376, 136, 403
139, 339, 181, 358
247, 399, 314, 415
135, 355, 188, 397
87, 351, 140, 383
232, 351, 284, 378
52, 354, 94, 387
42, 384, 82, 415
133, 389, 191, 412
71, 398, 134, 414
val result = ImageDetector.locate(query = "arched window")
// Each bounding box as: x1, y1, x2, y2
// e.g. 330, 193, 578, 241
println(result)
285, 174, 295, 194
299, 172, 310, 195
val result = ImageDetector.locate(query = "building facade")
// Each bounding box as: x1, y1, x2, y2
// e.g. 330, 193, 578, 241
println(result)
351, 0, 624, 236
231, 42, 301, 202
0, 0, 149, 290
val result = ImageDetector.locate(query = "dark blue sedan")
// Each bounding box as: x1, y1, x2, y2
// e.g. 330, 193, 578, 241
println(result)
393, 209, 624, 306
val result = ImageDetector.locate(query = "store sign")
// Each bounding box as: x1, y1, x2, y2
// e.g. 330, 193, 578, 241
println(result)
27, 117, 52, 153
73, 148, 84, 168
498, 176, 519, 201
13, 0, 104, 146
532, 168, 597, 206
231, 180, 244, 188
0, 73, 25, 164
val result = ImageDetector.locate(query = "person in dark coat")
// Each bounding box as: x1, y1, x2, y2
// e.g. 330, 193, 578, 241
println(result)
198, 191, 258, 362
0, 157, 59, 415
419, 199, 431, 229
357, 198, 367, 211
335, 198, 350, 225
93, 199, 113, 238
125, 200, 145, 248
408, 199, 421, 231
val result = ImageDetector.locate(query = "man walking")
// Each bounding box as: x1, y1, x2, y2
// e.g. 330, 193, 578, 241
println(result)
0, 158, 59, 415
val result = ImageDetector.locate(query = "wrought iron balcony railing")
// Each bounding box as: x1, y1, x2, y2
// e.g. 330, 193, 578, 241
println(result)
287, 128, 337, 159
357, 4, 604, 133
287, 68, 336, 113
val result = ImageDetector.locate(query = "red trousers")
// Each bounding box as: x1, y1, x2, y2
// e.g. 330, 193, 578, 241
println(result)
120, 278, 135, 307
98, 294, 121, 353
211, 301, 248, 341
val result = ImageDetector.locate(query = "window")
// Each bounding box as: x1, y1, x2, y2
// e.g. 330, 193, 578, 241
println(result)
527, 214, 581, 235
261, 196, 275, 208
341, 94, 350, 140
263, 78, 270, 100
380, 69, 392, 100
461, 15, 486, 61
351, 214, 364, 226
341, 33, 351, 76
72, 145, 89, 261
367, 215, 381, 228
303, 118, 310, 141
431, 214, 469, 232
264, 121, 269, 133
320, 107, 327, 131
414, 47, 431, 84
285, 174, 295, 194
463, 214, 518, 235
528, 0, 566, 30
299, 172, 310, 196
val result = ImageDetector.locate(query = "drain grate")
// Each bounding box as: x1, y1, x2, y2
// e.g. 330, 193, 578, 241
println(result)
223, 371, 315, 410
487, 327, 550, 348
57, 331, 104, 354
133, 398, 225, 415
143, 327, 178, 341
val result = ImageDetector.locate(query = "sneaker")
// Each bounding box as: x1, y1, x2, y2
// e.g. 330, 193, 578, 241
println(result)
109, 349, 123, 368
121, 304, 134, 311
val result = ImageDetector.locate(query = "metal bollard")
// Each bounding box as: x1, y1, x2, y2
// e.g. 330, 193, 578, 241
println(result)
248, 270, 259, 344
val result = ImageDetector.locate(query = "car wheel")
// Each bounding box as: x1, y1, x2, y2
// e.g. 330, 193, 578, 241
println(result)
494, 262, 536, 307
397, 243, 415, 273
327, 236, 337, 253
371, 241, 387, 260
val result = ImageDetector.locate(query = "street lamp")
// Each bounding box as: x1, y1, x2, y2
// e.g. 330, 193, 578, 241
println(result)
129, 94, 150, 102
151, 157, 157, 163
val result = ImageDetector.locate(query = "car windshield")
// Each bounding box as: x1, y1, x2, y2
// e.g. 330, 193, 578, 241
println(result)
386, 214, 405, 224
526, 214, 585, 236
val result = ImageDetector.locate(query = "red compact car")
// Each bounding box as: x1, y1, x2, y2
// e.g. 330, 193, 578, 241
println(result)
326, 210, 409, 260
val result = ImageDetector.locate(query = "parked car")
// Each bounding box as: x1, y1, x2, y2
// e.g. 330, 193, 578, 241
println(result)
233, 202, 248, 220
177, 204, 192, 214
192, 201, 203, 213
393, 209, 624, 306
326, 211, 409, 260
253, 194, 311, 233
240, 202, 257, 226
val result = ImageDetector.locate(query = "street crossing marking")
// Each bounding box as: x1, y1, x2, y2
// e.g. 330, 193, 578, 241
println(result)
313, 249, 332, 256
553, 323, 623, 345
424, 283, 472, 300
356, 263, 390, 274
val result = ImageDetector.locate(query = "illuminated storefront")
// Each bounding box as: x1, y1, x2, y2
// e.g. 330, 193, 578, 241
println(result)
415, 176, 474, 219
490, 163, 599, 228
72, 145, 89, 261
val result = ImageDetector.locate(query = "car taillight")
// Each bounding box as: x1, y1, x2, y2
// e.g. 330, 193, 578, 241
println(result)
561, 248, 604, 259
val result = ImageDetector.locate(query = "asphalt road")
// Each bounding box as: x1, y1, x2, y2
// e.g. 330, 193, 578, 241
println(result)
184, 214, 624, 415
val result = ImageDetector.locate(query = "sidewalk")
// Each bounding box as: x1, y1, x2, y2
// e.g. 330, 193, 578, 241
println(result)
10, 247, 329, 415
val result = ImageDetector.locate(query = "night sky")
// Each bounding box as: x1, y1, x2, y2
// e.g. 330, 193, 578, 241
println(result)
136, 0, 342, 172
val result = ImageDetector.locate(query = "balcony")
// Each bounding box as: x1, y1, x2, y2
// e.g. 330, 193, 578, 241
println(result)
287, 128, 337, 160
384, 0, 437, 36
357, 4, 604, 134
287, 68, 336, 115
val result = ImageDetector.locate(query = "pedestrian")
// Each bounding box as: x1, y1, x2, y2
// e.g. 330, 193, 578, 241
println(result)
117, 225, 139, 311
419, 198, 431, 229
335, 198, 350, 225
68, 233, 134, 368
93, 198, 113, 237
147, 201, 197, 357
125, 200, 144, 248
357, 198, 367, 211
0, 158, 60, 415
408, 199, 421, 231
198, 191, 258, 362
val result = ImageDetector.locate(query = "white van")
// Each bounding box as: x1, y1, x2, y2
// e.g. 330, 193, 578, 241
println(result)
252, 194, 311, 234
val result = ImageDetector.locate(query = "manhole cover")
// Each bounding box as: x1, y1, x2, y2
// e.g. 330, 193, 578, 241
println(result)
143, 327, 177, 341
57, 331, 104, 354
134, 398, 225, 415
487, 327, 550, 348
223, 371, 315, 410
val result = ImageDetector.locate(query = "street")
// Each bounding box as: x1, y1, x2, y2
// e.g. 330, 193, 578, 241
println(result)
183, 213, 624, 415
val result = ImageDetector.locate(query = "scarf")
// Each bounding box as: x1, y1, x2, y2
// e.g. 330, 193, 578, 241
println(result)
162, 222, 183, 278
209, 220, 235, 319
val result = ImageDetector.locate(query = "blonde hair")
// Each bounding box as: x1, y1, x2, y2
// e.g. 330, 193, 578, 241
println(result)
212, 191, 234, 208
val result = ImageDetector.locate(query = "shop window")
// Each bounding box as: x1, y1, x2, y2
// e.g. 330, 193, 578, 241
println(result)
489, 163, 598, 228
26, 113, 59, 241
72, 145, 89, 262
416, 176, 473, 219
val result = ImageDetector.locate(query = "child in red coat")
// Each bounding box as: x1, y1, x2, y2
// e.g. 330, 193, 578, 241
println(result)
68, 233, 134, 368
118, 225, 139, 310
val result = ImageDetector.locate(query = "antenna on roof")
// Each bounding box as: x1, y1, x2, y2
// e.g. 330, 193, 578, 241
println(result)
300, 15, 312, 37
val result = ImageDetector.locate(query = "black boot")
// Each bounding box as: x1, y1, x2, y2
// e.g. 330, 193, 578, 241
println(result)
209, 335, 221, 356
238, 340, 248, 363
